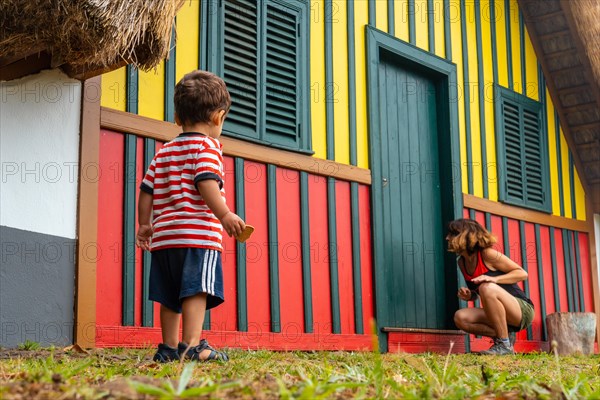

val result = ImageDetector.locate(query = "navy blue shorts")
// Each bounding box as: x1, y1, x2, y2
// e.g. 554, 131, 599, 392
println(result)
149, 248, 224, 313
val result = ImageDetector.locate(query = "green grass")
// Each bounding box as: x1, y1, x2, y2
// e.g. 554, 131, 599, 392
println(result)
1, 345, 600, 399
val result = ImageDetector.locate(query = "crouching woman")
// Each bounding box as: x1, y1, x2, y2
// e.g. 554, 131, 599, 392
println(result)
446, 219, 534, 355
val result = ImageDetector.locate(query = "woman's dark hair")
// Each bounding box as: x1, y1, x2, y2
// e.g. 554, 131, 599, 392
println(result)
446, 218, 496, 254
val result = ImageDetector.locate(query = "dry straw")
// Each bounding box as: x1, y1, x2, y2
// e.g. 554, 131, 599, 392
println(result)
0, 0, 184, 71
568, 0, 600, 89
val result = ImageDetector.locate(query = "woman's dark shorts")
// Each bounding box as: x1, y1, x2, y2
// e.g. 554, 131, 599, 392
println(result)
149, 247, 224, 313
508, 298, 535, 332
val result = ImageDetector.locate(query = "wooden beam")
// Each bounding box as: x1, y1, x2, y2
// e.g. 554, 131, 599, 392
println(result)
585, 196, 600, 343
537, 28, 570, 42
62, 59, 129, 81
518, 0, 593, 204
527, 9, 565, 22
544, 48, 578, 61
382, 327, 466, 335
100, 107, 372, 185
557, 84, 594, 96
0, 52, 51, 81
74, 77, 101, 347
562, 102, 598, 115
463, 194, 590, 232
551, 64, 584, 76
571, 121, 600, 131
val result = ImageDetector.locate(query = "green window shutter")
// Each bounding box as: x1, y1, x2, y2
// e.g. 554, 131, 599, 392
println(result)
495, 85, 550, 213
522, 107, 545, 206
223, 0, 259, 139
214, 0, 310, 153
502, 101, 524, 202
264, 2, 300, 148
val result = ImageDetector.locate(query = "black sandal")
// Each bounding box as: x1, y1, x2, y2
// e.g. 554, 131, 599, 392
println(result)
178, 339, 229, 362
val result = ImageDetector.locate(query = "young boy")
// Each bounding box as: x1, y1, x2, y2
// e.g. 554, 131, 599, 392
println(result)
136, 70, 245, 362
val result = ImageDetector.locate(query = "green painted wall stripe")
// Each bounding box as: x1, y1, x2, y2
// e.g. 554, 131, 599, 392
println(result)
474, 0, 488, 199
470, 210, 481, 311
199, 0, 208, 70
267, 164, 281, 332
122, 134, 137, 326
142, 138, 155, 327
502, 216, 510, 256
327, 177, 341, 334
235, 157, 248, 331
534, 224, 547, 340
567, 230, 579, 312
126, 65, 138, 114
562, 229, 574, 311
325, 0, 335, 161
369, 0, 376, 26
519, 221, 533, 340
408, 0, 416, 45
490, 0, 499, 84
347, 1, 358, 167
555, 111, 565, 216
460, 0, 474, 195
504, 0, 513, 90
549, 227, 561, 311
300, 172, 314, 333
351, 182, 364, 334
538, 66, 552, 213
165, 26, 176, 123
569, 152, 577, 219
519, 11, 526, 95
428, 0, 435, 54
388, 0, 395, 36
574, 233, 585, 311
443, 0, 452, 60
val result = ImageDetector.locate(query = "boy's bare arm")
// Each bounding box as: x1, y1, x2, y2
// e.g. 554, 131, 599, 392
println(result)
196, 179, 245, 237
136, 191, 153, 250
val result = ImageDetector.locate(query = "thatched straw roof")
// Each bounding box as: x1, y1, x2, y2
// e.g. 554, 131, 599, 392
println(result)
519, 0, 600, 212
0, 0, 184, 78
568, 0, 600, 90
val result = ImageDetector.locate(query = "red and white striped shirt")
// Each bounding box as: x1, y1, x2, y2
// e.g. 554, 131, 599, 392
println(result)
140, 133, 225, 252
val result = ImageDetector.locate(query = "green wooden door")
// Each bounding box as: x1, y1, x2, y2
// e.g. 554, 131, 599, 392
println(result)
377, 56, 447, 329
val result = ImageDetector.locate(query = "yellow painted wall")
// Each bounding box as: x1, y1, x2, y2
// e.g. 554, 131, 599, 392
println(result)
310, 0, 327, 160
99, 0, 587, 220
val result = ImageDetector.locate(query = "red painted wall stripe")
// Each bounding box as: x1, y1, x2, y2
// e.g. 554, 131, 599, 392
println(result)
244, 161, 271, 333
359, 185, 374, 334
490, 215, 505, 254
309, 175, 332, 335
276, 168, 305, 334
335, 180, 355, 334
506, 219, 527, 342
134, 136, 144, 327
97, 130, 124, 326
539, 226, 557, 314
210, 156, 238, 331
153, 141, 164, 328
553, 229, 569, 312
523, 222, 542, 341
577, 232, 595, 313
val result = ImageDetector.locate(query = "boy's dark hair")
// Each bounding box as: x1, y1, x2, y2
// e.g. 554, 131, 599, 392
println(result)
174, 70, 231, 125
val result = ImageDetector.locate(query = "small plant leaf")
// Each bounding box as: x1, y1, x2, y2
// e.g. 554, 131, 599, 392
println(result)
129, 380, 170, 397
176, 363, 195, 395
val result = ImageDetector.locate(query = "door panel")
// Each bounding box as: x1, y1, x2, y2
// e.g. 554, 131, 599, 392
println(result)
378, 58, 447, 329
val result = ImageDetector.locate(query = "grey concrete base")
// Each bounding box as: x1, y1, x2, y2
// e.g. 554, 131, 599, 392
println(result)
0, 225, 75, 348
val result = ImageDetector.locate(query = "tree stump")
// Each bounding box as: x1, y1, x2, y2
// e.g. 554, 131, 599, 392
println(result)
546, 312, 596, 355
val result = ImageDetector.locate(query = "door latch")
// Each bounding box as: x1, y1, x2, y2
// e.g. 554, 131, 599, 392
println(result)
382, 177, 389, 187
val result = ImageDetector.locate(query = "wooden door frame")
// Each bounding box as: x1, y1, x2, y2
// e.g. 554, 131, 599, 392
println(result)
365, 26, 462, 351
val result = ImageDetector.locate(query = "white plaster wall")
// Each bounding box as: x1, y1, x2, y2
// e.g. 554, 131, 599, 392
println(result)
0, 70, 81, 239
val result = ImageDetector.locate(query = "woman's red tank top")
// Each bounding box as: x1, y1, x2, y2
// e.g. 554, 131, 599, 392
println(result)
461, 252, 489, 282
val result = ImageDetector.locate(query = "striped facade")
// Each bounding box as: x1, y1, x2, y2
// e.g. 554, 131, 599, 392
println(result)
90, 0, 598, 352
